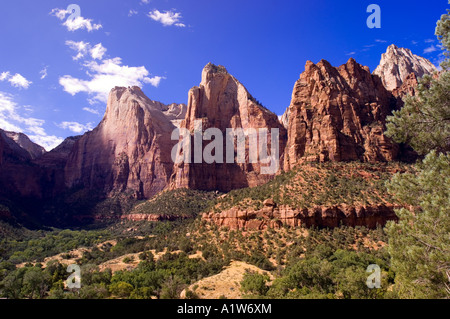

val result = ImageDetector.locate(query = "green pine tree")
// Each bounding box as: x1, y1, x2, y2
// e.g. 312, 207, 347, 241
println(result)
386, 152, 450, 298
385, 2, 450, 299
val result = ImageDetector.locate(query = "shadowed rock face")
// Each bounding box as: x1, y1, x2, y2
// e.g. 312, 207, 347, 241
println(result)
373, 44, 437, 91
171, 63, 287, 192
0, 129, 43, 199
3, 131, 46, 159
64, 86, 177, 199
284, 58, 399, 170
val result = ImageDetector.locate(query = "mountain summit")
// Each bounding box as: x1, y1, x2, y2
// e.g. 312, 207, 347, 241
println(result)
373, 44, 437, 91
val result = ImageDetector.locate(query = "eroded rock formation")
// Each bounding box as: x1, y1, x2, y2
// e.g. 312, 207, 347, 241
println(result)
171, 63, 287, 192
202, 199, 399, 230
284, 58, 399, 170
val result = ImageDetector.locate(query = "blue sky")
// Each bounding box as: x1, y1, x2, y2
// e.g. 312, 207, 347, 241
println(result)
0, 0, 447, 150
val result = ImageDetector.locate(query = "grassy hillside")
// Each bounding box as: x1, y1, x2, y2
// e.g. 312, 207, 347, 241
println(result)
128, 189, 219, 218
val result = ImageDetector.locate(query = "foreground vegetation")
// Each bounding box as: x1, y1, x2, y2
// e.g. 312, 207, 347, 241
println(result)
0, 219, 393, 299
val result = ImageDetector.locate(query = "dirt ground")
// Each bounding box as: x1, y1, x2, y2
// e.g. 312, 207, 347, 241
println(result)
180, 260, 274, 299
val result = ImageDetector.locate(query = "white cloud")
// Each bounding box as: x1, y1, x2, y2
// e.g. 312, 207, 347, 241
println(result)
65, 40, 90, 60
148, 9, 185, 27
50, 8, 68, 20
346, 51, 356, 56
0, 72, 32, 89
64, 17, 102, 32
0, 91, 63, 150
9, 74, 32, 89
424, 39, 435, 43
90, 43, 107, 60
60, 57, 164, 103
128, 10, 138, 17
424, 45, 438, 54
27, 134, 64, 151
83, 107, 100, 115
141, 0, 151, 4
57, 121, 94, 134
0, 72, 10, 81
144, 76, 164, 87
40, 67, 48, 80
50, 8, 102, 32
375, 39, 387, 43
66, 41, 107, 60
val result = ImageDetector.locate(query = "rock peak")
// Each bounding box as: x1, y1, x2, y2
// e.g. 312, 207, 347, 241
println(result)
201, 63, 230, 86
387, 43, 398, 50
373, 44, 437, 91
203, 62, 228, 74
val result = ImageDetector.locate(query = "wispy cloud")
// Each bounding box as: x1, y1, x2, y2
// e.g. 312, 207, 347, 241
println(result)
82, 107, 100, 115
375, 39, 387, 43
424, 39, 435, 43
148, 9, 186, 27
40, 67, 48, 80
57, 121, 94, 134
0, 71, 32, 89
65, 41, 107, 61
90, 43, 107, 60
128, 9, 138, 17
50, 8, 102, 32
0, 91, 63, 150
346, 52, 356, 56
65, 40, 90, 60
424, 45, 438, 54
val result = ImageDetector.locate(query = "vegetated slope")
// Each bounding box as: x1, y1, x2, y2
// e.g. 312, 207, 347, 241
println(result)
203, 161, 413, 229
123, 189, 219, 221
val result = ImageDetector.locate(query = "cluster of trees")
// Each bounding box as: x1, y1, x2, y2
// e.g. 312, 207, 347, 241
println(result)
132, 189, 218, 218
0, 228, 110, 265
0, 250, 226, 299
384, 2, 449, 298
241, 248, 392, 299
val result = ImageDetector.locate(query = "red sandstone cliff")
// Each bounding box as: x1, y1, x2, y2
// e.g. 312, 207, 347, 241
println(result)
64, 86, 177, 199
202, 199, 399, 230
284, 58, 399, 170
171, 63, 287, 192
